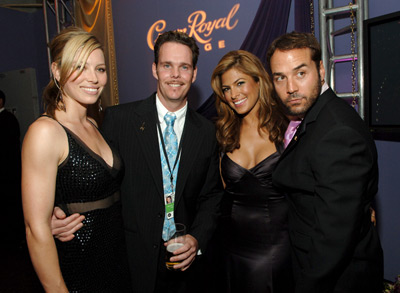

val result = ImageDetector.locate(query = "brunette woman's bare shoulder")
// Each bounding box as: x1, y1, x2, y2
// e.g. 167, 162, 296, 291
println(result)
86, 116, 98, 127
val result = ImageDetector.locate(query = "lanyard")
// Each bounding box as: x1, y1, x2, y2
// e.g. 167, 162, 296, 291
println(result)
156, 111, 185, 191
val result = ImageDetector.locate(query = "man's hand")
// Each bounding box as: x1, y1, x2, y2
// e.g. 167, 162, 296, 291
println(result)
165, 234, 198, 271
51, 206, 85, 242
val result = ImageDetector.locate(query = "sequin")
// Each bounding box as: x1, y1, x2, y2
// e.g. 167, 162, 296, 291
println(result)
54, 125, 132, 292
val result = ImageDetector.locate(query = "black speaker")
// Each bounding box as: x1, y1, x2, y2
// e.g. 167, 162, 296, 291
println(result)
364, 11, 400, 141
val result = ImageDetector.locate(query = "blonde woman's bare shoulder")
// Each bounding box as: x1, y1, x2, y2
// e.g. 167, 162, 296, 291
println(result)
25, 116, 65, 140
23, 116, 68, 163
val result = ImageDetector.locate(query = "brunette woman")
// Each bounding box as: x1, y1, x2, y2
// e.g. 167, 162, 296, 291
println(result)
211, 50, 293, 292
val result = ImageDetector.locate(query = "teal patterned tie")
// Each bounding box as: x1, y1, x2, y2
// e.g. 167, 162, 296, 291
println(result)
161, 112, 178, 241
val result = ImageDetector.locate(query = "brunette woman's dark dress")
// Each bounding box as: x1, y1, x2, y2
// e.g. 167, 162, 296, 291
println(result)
218, 150, 294, 293
54, 122, 132, 292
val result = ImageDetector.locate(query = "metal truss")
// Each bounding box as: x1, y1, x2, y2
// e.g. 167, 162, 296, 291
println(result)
318, 0, 368, 118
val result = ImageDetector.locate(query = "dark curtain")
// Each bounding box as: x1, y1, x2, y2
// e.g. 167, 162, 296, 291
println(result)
197, 0, 292, 120
295, 0, 313, 33
240, 0, 292, 66
75, 0, 119, 126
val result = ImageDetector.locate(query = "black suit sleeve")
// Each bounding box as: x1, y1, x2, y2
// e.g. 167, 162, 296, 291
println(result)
297, 125, 376, 291
187, 129, 223, 252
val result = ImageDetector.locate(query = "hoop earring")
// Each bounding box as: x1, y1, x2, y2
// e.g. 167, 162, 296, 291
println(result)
53, 76, 61, 91
57, 94, 66, 111
53, 76, 66, 111
98, 98, 103, 112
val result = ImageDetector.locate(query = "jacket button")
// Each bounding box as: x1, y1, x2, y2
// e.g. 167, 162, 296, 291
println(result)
157, 213, 162, 218
153, 244, 158, 249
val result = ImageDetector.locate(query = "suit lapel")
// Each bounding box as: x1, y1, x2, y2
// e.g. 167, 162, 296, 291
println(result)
175, 109, 202, 204
279, 88, 336, 161
132, 94, 164, 200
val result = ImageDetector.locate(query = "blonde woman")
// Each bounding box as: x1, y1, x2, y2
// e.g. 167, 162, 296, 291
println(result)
21, 27, 131, 292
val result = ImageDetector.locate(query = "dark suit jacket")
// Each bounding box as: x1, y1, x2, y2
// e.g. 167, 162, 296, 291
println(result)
102, 94, 223, 292
273, 89, 383, 293
0, 109, 24, 247
0, 109, 20, 169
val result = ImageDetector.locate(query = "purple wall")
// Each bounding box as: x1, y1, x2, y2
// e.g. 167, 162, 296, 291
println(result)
0, 7, 49, 105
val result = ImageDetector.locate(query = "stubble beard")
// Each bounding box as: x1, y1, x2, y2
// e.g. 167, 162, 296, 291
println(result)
282, 75, 322, 117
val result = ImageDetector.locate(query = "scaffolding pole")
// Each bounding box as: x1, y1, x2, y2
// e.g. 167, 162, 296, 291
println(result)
318, 0, 368, 119
42, 0, 75, 76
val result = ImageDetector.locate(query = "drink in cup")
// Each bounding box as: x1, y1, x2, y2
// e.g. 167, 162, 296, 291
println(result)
165, 223, 186, 270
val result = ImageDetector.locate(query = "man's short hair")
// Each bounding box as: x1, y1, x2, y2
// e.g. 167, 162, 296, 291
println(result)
153, 31, 199, 68
266, 31, 322, 71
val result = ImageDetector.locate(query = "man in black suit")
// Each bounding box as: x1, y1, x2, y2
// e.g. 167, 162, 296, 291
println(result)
52, 31, 223, 292
0, 90, 24, 248
0, 90, 20, 167
267, 32, 383, 293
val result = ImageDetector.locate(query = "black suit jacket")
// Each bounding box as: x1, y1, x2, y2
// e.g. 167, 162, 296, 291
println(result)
273, 89, 383, 293
102, 94, 223, 292
0, 108, 21, 187
0, 109, 23, 247
0, 109, 20, 169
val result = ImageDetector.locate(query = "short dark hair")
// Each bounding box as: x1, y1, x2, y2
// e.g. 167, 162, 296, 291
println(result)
266, 31, 322, 71
153, 31, 199, 68
0, 89, 5, 105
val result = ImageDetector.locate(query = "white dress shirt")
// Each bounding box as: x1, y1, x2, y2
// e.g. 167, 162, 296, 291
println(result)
155, 94, 187, 144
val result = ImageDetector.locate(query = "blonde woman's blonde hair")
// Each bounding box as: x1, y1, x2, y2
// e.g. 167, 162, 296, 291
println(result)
43, 26, 103, 118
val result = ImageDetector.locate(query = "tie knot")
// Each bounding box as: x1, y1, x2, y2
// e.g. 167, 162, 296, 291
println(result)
288, 120, 301, 131
284, 120, 302, 149
164, 112, 177, 127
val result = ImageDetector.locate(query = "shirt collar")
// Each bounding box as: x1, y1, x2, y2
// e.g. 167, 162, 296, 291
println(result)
321, 82, 329, 95
155, 94, 187, 126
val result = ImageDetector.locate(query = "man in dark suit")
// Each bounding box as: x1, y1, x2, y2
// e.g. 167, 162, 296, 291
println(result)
266, 32, 383, 293
0, 90, 21, 172
52, 31, 223, 292
0, 90, 24, 249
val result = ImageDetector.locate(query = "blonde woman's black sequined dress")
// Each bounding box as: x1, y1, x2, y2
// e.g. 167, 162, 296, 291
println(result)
54, 123, 132, 292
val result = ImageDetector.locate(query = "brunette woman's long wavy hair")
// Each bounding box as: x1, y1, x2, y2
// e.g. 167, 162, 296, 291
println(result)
43, 26, 102, 119
211, 50, 288, 153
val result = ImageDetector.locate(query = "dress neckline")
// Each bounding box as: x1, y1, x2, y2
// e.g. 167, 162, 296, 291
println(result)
224, 150, 279, 172
41, 114, 115, 169
62, 125, 115, 170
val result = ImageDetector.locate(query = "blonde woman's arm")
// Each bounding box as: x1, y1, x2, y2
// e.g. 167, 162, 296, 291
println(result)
21, 119, 69, 293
